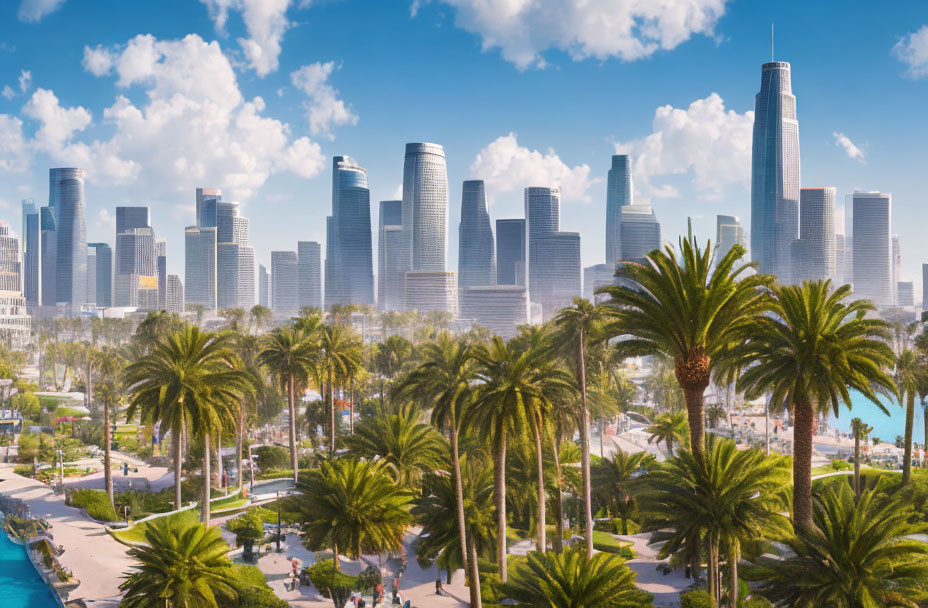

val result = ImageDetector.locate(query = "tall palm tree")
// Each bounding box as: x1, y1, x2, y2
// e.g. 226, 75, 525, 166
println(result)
119, 519, 238, 608
598, 237, 772, 457
258, 326, 318, 483
393, 333, 482, 607
895, 349, 928, 485
550, 297, 606, 560
319, 324, 362, 452
92, 346, 124, 508
373, 335, 414, 410
234, 333, 265, 491
501, 549, 653, 608
645, 411, 687, 458
297, 459, 412, 570
643, 438, 790, 606
849, 417, 872, 499
593, 450, 655, 535
728, 281, 895, 530
249, 304, 273, 335
751, 484, 928, 607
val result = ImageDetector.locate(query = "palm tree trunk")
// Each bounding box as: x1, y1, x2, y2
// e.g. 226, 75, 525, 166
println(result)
793, 397, 815, 530
533, 413, 546, 552
288, 375, 298, 484
553, 434, 564, 553
216, 439, 224, 492
494, 426, 508, 583
667, 434, 674, 458
104, 397, 113, 508
450, 425, 469, 570
683, 385, 706, 457
332, 540, 339, 572
202, 432, 211, 525
466, 531, 482, 608
923, 406, 928, 465
236, 403, 244, 492
854, 431, 861, 499
708, 534, 719, 605
577, 328, 594, 560
600, 414, 605, 459
728, 541, 739, 608
348, 378, 354, 435
173, 420, 183, 509
328, 367, 336, 453
903, 391, 915, 485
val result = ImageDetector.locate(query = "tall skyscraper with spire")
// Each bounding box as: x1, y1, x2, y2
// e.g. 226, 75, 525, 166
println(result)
606, 154, 633, 266
457, 180, 496, 291
325, 155, 374, 309
750, 61, 800, 283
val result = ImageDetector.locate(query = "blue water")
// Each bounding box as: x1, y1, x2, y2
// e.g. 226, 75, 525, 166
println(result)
831, 391, 921, 445
0, 533, 59, 608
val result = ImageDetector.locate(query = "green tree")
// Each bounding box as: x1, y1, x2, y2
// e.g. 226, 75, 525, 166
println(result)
895, 349, 928, 486
598, 236, 772, 457
373, 335, 414, 410
645, 411, 687, 458
501, 549, 652, 608
92, 346, 124, 508
249, 305, 273, 335
643, 439, 790, 606
849, 417, 872, 499
297, 459, 412, 570
751, 484, 928, 607
258, 326, 318, 483
218, 308, 246, 332
593, 450, 655, 535
134, 311, 184, 353
728, 281, 895, 530
319, 324, 362, 452
119, 519, 238, 608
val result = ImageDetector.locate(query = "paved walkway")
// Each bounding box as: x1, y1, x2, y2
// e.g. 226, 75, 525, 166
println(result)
0, 465, 130, 607
617, 533, 690, 607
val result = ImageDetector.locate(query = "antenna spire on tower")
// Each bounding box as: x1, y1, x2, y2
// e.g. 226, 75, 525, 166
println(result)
771, 23, 775, 61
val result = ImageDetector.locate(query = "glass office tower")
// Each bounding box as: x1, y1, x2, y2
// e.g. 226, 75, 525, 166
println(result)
606, 154, 633, 265
496, 219, 526, 286
378, 200, 404, 311
402, 143, 448, 272
298, 241, 322, 312
852, 191, 893, 307
50, 168, 88, 309
457, 180, 496, 291
325, 155, 374, 308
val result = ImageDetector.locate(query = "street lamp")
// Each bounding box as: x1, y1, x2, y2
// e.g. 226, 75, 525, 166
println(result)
276, 489, 281, 553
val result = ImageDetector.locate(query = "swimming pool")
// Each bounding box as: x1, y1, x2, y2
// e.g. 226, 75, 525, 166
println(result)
0, 533, 59, 608
251, 478, 296, 495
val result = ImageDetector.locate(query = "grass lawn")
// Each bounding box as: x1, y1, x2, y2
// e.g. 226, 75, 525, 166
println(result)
110, 508, 200, 545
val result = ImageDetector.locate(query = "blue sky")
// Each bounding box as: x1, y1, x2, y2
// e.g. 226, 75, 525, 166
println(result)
1, 0, 927, 293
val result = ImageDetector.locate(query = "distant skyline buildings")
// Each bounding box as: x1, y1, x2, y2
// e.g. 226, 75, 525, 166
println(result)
88, 242, 112, 307
378, 200, 404, 312
852, 191, 894, 307
50, 167, 88, 309
457, 180, 496, 294
620, 204, 661, 262
525, 186, 560, 304
496, 219, 526, 287
298, 241, 322, 312
716, 215, 747, 261
791, 187, 836, 283
403, 143, 448, 272
271, 250, 299, 317
325, 155, 374, 309
606, 154, 633, 266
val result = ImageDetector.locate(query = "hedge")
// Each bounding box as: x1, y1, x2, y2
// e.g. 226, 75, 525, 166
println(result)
680, 590, 716, 608
69, 489, 118, 522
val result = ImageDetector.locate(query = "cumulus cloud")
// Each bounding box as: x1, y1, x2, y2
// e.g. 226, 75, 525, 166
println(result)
2, 70, 34, 100
0, 33, 327, 202
1, 87, 14, 101
201, 0, 296, 76
614, 93, 752, 200
470, 133, 593, 203
833, 132, 865, 163
893, 25, 928, 78
420, 0, 729, 70
290, 62, 358, 138
17, 0, 66, 22
96, 208, 115, 229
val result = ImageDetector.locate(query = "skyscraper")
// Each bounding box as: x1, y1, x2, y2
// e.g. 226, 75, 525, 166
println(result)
404, 270, 457, 316
460, 285, 528, 338
88, 242, 112, 307
325, 156, 374, 308
791, 187, 836, 283
22, 200, 40, 306
525, 186, 560, 303
402, 143, 448, 272
620, 204, 661, 262
50, 168, 88, 309
606, 154, 633, 265
716, 215, 747, 260
0, 224, 30, 346
298, 241, 322, 312
378, 200, 404, 312
258, 264, 269, 308
532, 231, 581, 320
898, 281, 914, 307
166, 275, 184, 314
213, 201, 254, 310
922, 264, 928, 311
238, 245, 255, 310
40, 206, 56, 307
852, 192, 893, 307
217, 242, 240, 309
496, 219, 526, 286
156, 240, 167, 309
196, 188, 221, 228
271, 251, 298, 317
893, 236, 901, 305
115, 207, 156, 308
457, 180, 496, 292
116, 206, 151, 234
184, 226, 217, 308
750, 62, 800, 283
583, 263, 614, 303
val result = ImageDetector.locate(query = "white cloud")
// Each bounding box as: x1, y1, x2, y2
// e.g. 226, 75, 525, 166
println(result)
833, 132, 865, 163
893, 25, 928, 78
18, 70, 31, 93
422, 0, 729, 70
201, 0, 295, 77
17, 0, 66, 22
290, 62, 358, 138
0, 33, 326, 201
96, 208, 115, 229
1, 86, 14, 101
470, 132, 593, 203
614, 93, 752, 200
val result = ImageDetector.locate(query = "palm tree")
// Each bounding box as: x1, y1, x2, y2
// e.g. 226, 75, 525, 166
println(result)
297, 459, 412, 570
728, 281, 895, 530
895, 349, 928, 485
258, 326, 318, 483
393, 334, 482, 607
593, 450, 654, 535
501, 549, 653, 608
217, 307, 246, 332
124, 328, 252, 523
346, 405, 446, 488
598, 236, 772, 457
319, 324, 362, 452
643, 438, 790, 606
373, 335, 414, 409
92, 346, 124, 508
119, 519, 238, 608
133, 311, 183, 353
249, 304, 273, 335
550, 297, 606, 560
751, 484, 928, 607
234, 333, 265, 491
645, 411, 687, 458
849, 417, 872, 499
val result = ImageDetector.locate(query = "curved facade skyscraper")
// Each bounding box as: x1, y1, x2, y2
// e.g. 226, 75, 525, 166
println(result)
457, 180, 496, 291
402, 143, 448, 271
606, 154, 633, 265
50, 168, 87, 309
750, 62, 800, 283
325, 155, 374, 308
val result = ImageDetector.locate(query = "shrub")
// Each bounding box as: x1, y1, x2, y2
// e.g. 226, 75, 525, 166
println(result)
306, 560, 357, 601
254, 445, 289, 471
830, 459, 852, 471
742, 598, 774, 608
217, 565, 288, 608
680, 590, 716, 608
69, 489, 118, 522
227, 510, 265, 543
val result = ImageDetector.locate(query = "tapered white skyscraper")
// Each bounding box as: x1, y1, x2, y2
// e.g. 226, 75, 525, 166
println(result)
402, 143, 448, 271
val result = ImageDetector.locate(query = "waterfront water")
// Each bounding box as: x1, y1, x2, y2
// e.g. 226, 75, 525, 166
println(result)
0, 532, 59, 608
832, 391, 921, 446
